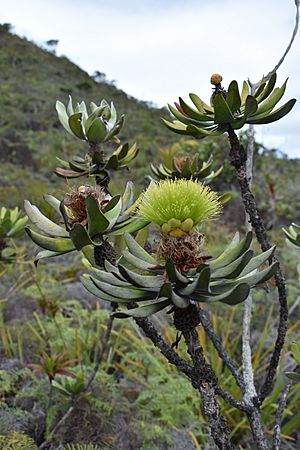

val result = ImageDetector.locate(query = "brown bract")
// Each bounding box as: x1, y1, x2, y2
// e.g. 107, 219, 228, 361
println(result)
157, 231, 207, 273
64, 185, 107, 225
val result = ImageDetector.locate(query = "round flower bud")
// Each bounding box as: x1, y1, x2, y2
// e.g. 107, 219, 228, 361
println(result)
168, 218, 182, 229
210, 73, 223, 86
161, 223, 171, 234
180, 218, 194, 232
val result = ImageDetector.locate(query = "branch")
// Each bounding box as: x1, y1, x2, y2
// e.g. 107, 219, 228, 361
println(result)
198, 306, 246, 392
227, 127, 288, 403
135, 316, 193, 377
182, 327, 236, 450
272, 382, 292, 450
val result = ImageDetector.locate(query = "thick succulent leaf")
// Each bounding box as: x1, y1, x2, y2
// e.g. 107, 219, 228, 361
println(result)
67, 95, 74, 116
255, 79, 288, 115
213, 94, 235, 124
26, 227, 75, 253
178, 97, 213, 121
247, 99, 296, 125
81, 275, 131, 303
119, 144, 139, 166
124, 233, 156, 264
161, 118, 188, 135
105, 115, 125, 141
103, 196, 121, 213
210, 232, 252, 269
111, 218, 150, 235
254, 79, 266, 98
189, 93, 214, 113
91, 267, 130, 287
121, 181, 134, 212
34, 249, 65, 264
81, 244, 96, 266
104, 198, 122, 230
86, 196, 110, 237
256, 72, 277, 103
168, 103, 201, 126
69, 223, 92, 250
165, 259, 190, 284
91, 277, 156, 300
55, 167, 88, 178
122, 249, 155, 271
118, 264, 163, 289
240, 81, 250, 105
179, 266, 211, 295
238, 245, 275, 277
24, 200, 68, 237
244, 95, 258, 116
226, 80, 241, 113
235, 262, 278, 287
194, 283, 250, 305
44, 194, 60, 213
186, 124, 224, 138
212, 249, 254, 279
159, 282, 189, 308
68, 113, 85, 140
56, 100, 73, 135
113, 298, 171, 318
86, 118, 107, 143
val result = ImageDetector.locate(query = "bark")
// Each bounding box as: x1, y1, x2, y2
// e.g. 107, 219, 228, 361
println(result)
182, 328, 235, 450
227, 127, 288, 403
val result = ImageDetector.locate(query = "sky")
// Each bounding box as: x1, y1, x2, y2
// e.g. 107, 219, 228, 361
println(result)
2, 0, 300, 158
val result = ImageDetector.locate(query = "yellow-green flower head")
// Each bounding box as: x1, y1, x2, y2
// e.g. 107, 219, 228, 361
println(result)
137, 179, 222, 235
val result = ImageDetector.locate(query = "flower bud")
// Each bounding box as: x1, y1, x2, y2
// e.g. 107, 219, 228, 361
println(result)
210, 73, 223, 86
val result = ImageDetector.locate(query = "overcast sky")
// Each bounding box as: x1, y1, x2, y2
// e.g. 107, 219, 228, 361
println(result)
2, 0, 300, 158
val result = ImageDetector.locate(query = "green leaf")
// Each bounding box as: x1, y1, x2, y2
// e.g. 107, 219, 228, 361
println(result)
113, 298, 171, 318
256, 72, 277, 103
178, 98, 213, 121
240, 81, 250, 105
189, 93, 214, 113
186, 124, 224, 138
56, 100, 73, 135
86, 118, 107, 143
210, 232, 252, 269
212, 249, 254, 279
68, 113, 85, 139
118, 264, 163, 289
124, 233, 156, 264
247, 99, 296, 125
213, 94, 234, 124
226, 80, 241, 113
86, 196, 110, 237
24, 200, 68, 237
26, 227, 75, 253
122, 249, 155, 271
255, 78, 288, 115
194, 283, 250, 305
161, 118, 188, 135
69, 223, 92, 250
158, 282, 189, 308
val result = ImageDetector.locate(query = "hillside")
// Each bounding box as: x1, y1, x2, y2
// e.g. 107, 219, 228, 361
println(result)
0, 25, 300, 226
0, 26, 176, 206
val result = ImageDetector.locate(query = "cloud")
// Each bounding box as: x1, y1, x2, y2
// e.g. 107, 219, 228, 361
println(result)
2, 0, 300, 157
